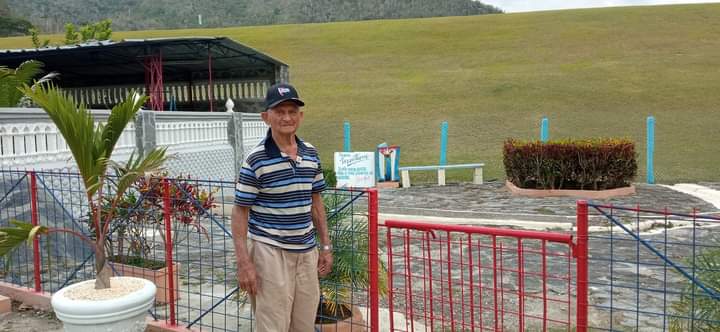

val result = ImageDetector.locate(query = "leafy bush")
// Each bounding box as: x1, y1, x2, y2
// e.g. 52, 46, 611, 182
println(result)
503, 138, 637, 190
323, 168, 337, 188
318, 192, 387, 320
105, 172, 216, 265
669, 245, 720, 331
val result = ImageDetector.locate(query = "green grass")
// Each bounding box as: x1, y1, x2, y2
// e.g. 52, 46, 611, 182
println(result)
2, 4, 719, 183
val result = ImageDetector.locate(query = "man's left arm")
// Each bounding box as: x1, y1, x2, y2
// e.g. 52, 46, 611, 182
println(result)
312, 192, 333, 277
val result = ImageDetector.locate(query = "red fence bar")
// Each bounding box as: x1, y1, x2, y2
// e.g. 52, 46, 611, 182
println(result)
384, 219, 574, 244
162, 179, 177, 326
29, 171, 41, 292
366, 188, 379, 332
576, 200, 589, 332
385, 218, 577, 331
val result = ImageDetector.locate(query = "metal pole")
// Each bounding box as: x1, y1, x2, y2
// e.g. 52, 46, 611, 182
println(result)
162, 179, 177, 325
367, 188, 379, 332
439, 121, 448, 165
343, 121, 351, 152
208, 45, 214, 112
540, 117, 549, 142
646, 116, 655, 184
576, 200, 589, 332
30, 171, 42, 292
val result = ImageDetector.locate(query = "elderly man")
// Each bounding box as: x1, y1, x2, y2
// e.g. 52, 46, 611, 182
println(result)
231, 83, 332, 331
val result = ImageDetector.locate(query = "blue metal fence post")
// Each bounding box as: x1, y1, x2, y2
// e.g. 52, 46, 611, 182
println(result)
343, 121, 351, 152
439, 121, 448, 165
647, 116, 655, 184
540, 117, 549, 142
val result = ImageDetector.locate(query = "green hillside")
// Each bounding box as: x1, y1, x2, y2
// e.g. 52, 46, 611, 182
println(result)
1, 4, 719, 183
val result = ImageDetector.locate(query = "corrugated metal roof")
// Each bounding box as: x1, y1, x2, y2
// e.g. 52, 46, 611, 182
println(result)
0, 37, 286, 66
0, 37, 286, 87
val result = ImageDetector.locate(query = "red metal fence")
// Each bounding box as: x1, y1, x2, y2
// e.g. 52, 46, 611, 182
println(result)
0, 169, 377, 331
8, 169, 718, 331
383, 219, 587, 332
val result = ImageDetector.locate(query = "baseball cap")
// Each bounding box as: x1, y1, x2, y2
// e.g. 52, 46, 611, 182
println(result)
264, 83, 305, 110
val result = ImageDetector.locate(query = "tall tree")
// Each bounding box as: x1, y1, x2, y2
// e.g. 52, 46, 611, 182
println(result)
0, 0, 10, 17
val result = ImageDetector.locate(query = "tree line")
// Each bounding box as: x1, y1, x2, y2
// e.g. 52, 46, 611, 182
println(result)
3, 0, 502, 34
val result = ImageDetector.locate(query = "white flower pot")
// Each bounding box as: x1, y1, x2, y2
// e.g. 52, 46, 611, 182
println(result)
51, 277, 156, 332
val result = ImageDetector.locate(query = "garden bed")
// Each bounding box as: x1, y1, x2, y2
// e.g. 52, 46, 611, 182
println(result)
506, 180, 636, 199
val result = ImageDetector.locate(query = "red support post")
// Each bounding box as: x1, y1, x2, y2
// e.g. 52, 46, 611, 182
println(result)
29, 171, 41, 292
208, 46, 214, 112
162, 179, 177, 326
576, 200, 589, 332
367, 188, 379, 332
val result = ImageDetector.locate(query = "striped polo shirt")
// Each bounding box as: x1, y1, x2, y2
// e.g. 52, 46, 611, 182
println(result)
234, 129, 327, 251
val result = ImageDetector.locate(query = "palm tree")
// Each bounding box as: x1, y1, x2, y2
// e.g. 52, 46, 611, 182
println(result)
318, 193, 388, 320
669, 245, 720, 331
0, 83, 167, 289
0, 60, 57, 107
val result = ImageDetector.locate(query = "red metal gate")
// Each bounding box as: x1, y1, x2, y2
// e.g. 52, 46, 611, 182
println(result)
383, 219, 588, 331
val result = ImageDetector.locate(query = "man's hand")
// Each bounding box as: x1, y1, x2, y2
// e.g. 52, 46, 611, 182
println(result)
238, 260, 259, 296
318, 250, 333, 277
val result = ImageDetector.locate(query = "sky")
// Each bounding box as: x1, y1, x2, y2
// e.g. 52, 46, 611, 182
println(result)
482, 0, 720, 12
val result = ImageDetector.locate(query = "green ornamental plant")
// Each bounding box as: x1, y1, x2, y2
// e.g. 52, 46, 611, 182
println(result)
106, 172, 216, 268
669, 244, 720, 331
0, 60, 57, 107
317, 192, 388, 321
0, 83, 167, 289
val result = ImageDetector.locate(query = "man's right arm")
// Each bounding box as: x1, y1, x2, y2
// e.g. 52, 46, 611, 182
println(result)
232, 204, 258, 295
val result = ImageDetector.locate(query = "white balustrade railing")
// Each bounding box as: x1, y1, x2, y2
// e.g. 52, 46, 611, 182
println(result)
0, 109, 135, 168
62, 79, 269, 106
0, 107, 268, 170
155, 112, 231, 149
241, 113, 267, 156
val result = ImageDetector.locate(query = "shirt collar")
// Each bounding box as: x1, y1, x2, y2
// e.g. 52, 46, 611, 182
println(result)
264, 128, 307, 158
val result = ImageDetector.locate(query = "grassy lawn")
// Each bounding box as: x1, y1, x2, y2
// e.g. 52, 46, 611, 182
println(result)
1, 4, 718, 183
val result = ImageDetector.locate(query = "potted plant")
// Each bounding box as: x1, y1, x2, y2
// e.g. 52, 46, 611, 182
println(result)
315, 192, 388, 331
105, 172, 216, 303
0, 83, 167, 332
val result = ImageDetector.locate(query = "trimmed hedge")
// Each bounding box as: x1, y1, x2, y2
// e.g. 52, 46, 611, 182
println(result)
503, 138, 637, 190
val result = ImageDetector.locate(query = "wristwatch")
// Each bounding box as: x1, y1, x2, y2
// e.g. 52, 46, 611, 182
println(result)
320, 244, 333, 251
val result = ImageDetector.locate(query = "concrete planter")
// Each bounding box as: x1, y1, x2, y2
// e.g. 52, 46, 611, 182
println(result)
112, 261, 180, 304
51, 277, 155, 332
506, 180, 636, 199
316, 305, 366, 332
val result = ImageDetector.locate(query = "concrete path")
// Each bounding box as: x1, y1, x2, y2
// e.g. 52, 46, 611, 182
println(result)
662, 183, 720, 209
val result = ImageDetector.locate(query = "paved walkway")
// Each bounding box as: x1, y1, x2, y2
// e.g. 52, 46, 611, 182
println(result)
379, 181, 720, 330
378, 181, 718, 223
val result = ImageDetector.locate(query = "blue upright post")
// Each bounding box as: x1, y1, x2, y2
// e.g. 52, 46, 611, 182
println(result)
647, 116, 655, 184
343, 121, 351, 152
540, 117, 549, 142
439, 121, 448, 166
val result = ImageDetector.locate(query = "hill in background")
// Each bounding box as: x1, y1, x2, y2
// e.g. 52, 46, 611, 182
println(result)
0, 4, 718, 183
4, 0, 501, 32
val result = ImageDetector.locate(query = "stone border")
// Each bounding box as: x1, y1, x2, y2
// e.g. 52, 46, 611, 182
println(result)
0, 281, 52, 310
146, 319, 200, 332
506, 180, 635, 199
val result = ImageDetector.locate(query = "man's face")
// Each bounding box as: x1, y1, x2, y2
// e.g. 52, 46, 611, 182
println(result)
262, 101, 303, 136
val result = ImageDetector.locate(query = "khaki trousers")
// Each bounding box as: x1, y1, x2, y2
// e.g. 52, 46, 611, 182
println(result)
249, 239, 320, 332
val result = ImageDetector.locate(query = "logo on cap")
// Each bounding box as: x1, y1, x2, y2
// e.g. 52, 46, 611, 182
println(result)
278, 87, 291, 96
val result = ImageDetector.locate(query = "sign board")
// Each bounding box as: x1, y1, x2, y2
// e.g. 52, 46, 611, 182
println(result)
334, 152, 376, 188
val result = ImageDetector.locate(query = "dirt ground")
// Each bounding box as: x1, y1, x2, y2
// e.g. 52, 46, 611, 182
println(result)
0, 301, 63, 332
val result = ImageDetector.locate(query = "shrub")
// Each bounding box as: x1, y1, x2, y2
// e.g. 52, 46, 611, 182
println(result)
669, 245, 720, 331
503, 138, 637, 190
323, 168, 337, 188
